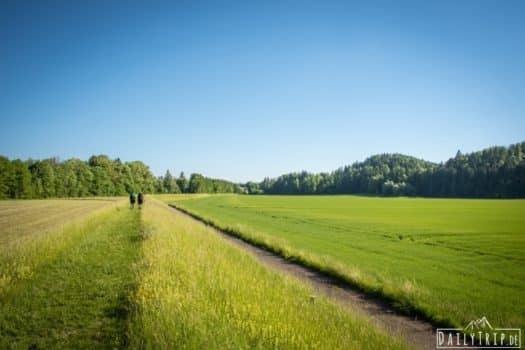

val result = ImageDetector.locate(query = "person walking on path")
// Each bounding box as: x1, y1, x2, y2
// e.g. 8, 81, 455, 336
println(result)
137, 192, 144, 209
129, 192, 136, 209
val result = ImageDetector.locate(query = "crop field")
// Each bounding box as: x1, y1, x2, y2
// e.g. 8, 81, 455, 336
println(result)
166, 194, 525, 330
0, 198, 121, 246
0, 198, 137, 348
0, 198, 124, 298
0, 197, 406, 349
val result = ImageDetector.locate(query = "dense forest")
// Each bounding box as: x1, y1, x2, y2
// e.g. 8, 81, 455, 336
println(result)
249, 142, 525, 198
1, 142, 524, 199
0, 155, 241, 199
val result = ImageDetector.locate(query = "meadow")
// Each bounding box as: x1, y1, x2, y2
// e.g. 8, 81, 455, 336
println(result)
0, 197, 407, 349
166, 194, 525, 330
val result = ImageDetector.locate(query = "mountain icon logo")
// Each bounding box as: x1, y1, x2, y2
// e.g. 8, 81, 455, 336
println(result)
464, 316, 493, 331
437, 316, 521, 348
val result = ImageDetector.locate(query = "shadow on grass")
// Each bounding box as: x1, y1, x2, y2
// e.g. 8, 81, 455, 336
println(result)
101, 282, 138, 348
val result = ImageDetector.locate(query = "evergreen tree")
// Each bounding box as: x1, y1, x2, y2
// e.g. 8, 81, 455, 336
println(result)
177, 172, 188, 193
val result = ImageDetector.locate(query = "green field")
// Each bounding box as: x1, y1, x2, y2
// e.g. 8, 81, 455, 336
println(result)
167, 194, 525, 330
0, 198, 406, 349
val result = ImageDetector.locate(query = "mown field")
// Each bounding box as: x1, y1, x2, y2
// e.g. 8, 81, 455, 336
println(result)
0, 198, 121, 246
166, 194, 525, 330
0, 198, 406, 349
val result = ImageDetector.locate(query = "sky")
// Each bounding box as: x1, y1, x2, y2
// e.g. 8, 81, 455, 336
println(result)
1, 0, 524, 182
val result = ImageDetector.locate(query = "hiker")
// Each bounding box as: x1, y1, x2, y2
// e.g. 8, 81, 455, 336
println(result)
138, 192, 144, 209
129, 192, 136, 209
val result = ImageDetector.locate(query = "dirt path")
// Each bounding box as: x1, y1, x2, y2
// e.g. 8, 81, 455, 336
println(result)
169, 205, 440, 350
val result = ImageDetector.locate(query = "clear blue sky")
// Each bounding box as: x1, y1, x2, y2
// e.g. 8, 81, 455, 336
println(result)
1, 0, 524, 182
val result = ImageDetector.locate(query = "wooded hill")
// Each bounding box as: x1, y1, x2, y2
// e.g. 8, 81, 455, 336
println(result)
249, 141, 525, 198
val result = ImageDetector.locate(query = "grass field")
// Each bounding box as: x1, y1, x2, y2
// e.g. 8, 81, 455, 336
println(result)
165, 194, 525, 330
1, 197, 407, 349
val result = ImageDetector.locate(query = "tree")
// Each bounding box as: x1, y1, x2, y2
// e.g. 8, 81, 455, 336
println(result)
10, 160, 32, 198
245, 181, 262, 194
188, 173, 206, 193
154, 176, 165, 193
70, 159, 93, 197
29, 160, 56, 198
127, 161, 155, 193
62, 160, 79, 197
177, 172, 188, 193
0, 156, 13, 199
90, 166, 113, 196
163, 170, 180, 193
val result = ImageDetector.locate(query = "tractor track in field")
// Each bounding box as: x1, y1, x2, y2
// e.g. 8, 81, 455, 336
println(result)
169, 205, 443, 350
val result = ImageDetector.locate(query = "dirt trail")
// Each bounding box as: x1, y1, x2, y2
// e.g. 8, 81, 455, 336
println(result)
169, 205, 440, 350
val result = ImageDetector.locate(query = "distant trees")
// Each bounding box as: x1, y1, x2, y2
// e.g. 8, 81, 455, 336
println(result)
187, 173, 241, 194
162, 170, 180, 194
0, 157, 11, 199
244, 181, 262, 194
255, 142, 525, 198
176, 172, 188, 193
0, 155, 240, 199
11, 160, 32, 199
0, 158, 33, 199
1, 142, 523, 199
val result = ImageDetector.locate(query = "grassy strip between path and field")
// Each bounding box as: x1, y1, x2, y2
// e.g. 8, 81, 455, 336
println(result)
128, 199, 408, 349
0, 205, 141, 349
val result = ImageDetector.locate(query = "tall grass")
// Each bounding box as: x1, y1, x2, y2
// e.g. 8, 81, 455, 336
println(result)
129, 199, 407, 349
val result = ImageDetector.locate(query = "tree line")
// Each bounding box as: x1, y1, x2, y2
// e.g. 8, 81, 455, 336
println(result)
0, 155, 241, 199
1, 142, 523, 199
247, 142, 525, 198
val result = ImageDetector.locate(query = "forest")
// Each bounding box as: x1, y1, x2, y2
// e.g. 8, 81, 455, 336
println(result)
250, 142, 525, 198
0, 142, 524, 199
